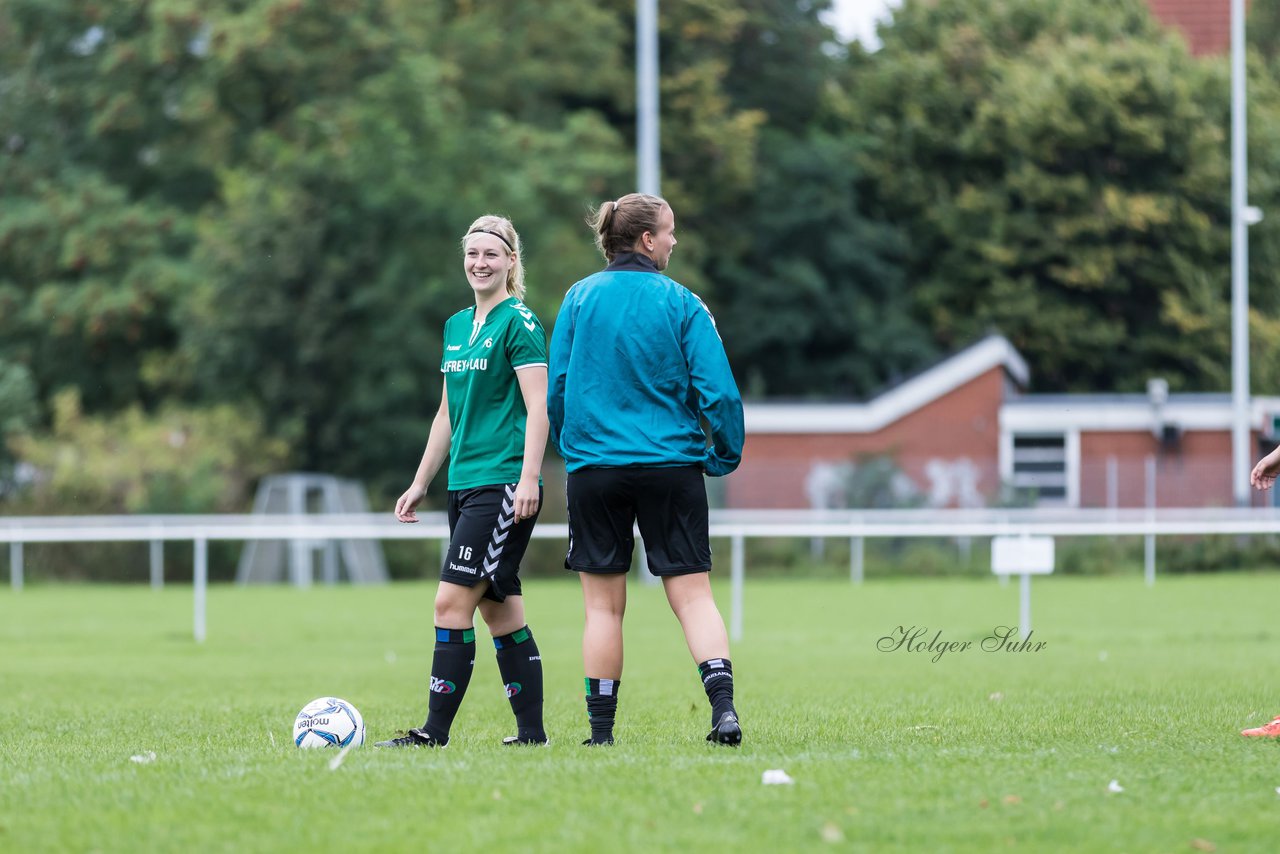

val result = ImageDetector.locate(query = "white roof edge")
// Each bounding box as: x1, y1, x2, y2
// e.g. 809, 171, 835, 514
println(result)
1001, 395, 1280, 432
745, 335, 1027, 434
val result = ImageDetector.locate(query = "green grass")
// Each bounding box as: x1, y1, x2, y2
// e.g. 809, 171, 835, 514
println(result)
4, 574, 1280, 852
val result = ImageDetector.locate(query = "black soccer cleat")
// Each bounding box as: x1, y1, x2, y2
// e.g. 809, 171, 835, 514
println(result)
706, 711, 742, 746
581, 735, 615, 746
374, 728, 447, 748
502, 735, 549, 746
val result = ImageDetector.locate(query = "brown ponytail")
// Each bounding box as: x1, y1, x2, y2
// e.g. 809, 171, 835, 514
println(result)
588, 193, 667, 263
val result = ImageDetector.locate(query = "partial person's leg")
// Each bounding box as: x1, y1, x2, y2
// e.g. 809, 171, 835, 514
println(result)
472, 483, 546, 743
377, 487, 495, 748
662, 572, 729, 662
419, 580, 487, 743
377, 578, 486, 748
1241, 714, 1280, 737
634, 465, 740, 744
478, 593, 526, 640
580, 572, 627, 744
566, 467, 635, 745
480, 595, 547, 744
663, 572, 740, 745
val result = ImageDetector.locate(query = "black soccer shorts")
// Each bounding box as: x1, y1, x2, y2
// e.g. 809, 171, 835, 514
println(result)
564, 465, 711, 577
441, 483, 541, 602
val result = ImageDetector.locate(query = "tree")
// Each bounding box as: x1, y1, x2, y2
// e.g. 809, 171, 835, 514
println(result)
1250, 0, 1280, 67
662, 0, 929, 397
0, 0, 218, 415
0, 0, 956, 508
721, 126, 931, 398
169, 0, 633, 491
856, 0, 1280, 392
1, 0, 635, 494
8, 389, 287, 514
0, 358, 37, 485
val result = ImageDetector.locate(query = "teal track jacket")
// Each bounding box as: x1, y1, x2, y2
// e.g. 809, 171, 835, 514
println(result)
548, 253, 744, 476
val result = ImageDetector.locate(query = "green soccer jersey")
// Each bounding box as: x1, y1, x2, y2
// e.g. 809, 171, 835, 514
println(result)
440, 296, 548, 490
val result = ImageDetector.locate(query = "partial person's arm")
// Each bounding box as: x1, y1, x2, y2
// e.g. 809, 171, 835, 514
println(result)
514, 365, 549, 521
547, 295, 575, 449
1252, 445, 1280, 490
682, 294, 744, 477
395, 382, 452, 522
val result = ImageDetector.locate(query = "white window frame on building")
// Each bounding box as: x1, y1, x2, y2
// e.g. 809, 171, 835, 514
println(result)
999, 430, 1080, 507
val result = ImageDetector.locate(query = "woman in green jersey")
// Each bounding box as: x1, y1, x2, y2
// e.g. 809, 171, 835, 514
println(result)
376, 214, 550, 748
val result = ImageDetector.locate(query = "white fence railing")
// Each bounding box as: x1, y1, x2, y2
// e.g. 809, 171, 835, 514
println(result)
5, 508, 1280, 642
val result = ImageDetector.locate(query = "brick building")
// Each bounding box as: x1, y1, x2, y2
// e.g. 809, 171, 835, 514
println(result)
1147, 0, 1244, 56
728, 336, 1280, 511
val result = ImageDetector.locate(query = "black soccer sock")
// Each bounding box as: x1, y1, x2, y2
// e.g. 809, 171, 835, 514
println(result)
422, 627, 476, 743
698, 658, 736, 727
494, 625, 545, 743
584, 677, 620, 744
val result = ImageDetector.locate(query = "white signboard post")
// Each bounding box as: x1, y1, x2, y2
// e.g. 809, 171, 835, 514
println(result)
991, 535, 1055, 639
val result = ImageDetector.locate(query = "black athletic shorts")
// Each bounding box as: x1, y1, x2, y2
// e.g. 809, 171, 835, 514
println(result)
442, 483, 541, 603
565, 465, 710, 577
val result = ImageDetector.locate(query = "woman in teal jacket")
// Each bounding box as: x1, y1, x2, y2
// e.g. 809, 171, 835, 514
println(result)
548, 193, 745, 746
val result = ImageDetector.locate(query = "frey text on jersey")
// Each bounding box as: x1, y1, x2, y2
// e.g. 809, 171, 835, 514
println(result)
443, 358, 489, 373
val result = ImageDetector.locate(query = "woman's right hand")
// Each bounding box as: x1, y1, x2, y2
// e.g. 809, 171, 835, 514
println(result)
395, 483, 427, 522
1252, 448, 1280, 491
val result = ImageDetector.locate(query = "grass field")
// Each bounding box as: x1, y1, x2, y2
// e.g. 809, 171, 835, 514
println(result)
4, 573, 1280, 852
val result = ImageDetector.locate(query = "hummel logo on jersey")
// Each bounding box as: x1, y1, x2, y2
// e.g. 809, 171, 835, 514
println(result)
516, 305, 537, 332
446, 344, 462, 351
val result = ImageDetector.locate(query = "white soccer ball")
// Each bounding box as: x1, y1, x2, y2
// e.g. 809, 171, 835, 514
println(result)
293, 697, 366, 749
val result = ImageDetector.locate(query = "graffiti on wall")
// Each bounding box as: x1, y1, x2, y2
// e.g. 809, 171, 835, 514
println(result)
803, 456, 984, 509
923, 458, 984, 509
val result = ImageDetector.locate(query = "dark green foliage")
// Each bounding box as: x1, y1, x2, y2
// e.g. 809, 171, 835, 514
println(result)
1250, 0, 1280, 67
9, 0, 1280, 529
721, 128, 931, 398
857, 0, 1280, 393
8, 389, 287, 514
1, 0, 912, 507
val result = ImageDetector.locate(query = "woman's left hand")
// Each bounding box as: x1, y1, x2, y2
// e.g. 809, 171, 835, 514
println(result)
513, 475, 541, 522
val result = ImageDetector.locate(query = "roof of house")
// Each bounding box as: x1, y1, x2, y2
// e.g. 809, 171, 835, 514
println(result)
744, 334, 1027, 434
1003, 392, 1280, 432
743, 332, 1280, 435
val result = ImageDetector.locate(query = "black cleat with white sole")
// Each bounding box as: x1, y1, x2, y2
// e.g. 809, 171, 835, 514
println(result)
374, 728, 446, 748
706, 711, 742, 746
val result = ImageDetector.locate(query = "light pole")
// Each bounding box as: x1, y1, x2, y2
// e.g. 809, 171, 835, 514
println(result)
1231, 0, 1255, 505
636, 0, 660, 196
